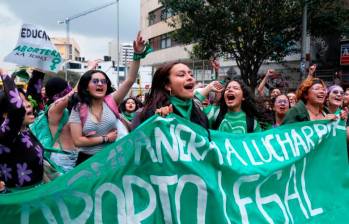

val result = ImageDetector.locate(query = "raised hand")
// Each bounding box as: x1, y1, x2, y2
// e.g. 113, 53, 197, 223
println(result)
308, 64, 317, 77
133, 31, 146, 54
210, 59, 220, 73
87, 59, 103, 70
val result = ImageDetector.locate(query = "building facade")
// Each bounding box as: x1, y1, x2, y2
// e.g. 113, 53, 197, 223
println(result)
108, 41, 134, 66
51, 37, 81, 61
140, 0, 303, 89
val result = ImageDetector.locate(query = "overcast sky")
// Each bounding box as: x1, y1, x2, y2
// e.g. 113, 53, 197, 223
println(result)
0, 0, 140, 69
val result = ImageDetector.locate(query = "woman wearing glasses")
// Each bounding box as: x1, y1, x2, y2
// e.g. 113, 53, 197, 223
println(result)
282, 77, 338, 124
69, 32, 146, 165
271, 94, 290, 127
325, 85, 345, 114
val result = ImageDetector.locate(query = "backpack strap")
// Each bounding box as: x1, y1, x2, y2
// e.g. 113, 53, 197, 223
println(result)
79, 95, 131, 132
246, 114, 255, 133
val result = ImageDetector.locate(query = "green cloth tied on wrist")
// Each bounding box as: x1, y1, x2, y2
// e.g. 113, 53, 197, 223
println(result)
133, 42, 153, 61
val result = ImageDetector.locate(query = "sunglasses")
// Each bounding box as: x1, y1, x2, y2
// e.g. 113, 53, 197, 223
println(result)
91, 78, 107, 85
331, 90, 344, 96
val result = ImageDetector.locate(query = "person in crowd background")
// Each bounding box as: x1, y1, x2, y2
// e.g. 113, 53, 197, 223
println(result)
271, 94, 290, 127
119, 97, 140, 123
213, 78, 269, 134
325, 84, 345, 114
43, 77, 77, 173
287, 92, 297, 107
282, 77, 336, 124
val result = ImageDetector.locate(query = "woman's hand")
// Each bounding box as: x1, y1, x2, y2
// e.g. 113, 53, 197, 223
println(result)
340, 108, 348, 121
323, 114, 338, 121
133, 31, 146, 54
308, 64, 317, 78
87, 59, 103, 70
208, 81, 224, 93
106, 129, 118, 143
155, 105, 173, 117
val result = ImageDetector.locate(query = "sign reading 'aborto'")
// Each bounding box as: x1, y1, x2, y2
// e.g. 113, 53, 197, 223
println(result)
4, 24, 62, 73
0, 115, 348, 223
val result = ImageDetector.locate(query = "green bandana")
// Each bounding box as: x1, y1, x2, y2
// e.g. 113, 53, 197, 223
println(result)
122, 112, 135, 122
133, 42, 153, 61
169, 96, 193, 120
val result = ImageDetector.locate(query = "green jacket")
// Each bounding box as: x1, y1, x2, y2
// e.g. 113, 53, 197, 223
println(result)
282, 100, 310, 125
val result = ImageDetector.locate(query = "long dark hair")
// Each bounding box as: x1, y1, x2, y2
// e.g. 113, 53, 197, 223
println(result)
138, 62, 208, 129
213, 78, 269, 129
73, 70, 114, 108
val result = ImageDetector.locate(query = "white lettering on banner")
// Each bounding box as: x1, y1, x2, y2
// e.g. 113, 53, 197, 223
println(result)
150, 175, 178, 224
256, 171, 289, 224
291, 129, 309, 156
232, 158, 322, 224
138, 124, 221, 165
301, 158, 323, 216
175, 175, 207, 224
155, 125, 179, 162
284, 162, 310, 223
243, 141, 264, 165
313, 124, 329, 144
300, 126, 315, 150
233, 174, 260, 224
251, 139, 273, 163
134, 131, 158, 164
225, 139, 248, 166
217, 171, 231, 224
21, 174, 208, 223
275, 132, 295, 160
123, 176, 157, 224
94, 183, 126, 223
21, 191, 93, 224
262, 134, 287, 162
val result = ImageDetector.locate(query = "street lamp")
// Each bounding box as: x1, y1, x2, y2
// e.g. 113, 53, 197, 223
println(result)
116, 0, 120, 87
58, 0, 118, 81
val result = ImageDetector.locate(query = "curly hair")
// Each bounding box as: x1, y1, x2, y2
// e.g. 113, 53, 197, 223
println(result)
119, 97, 140, 113
296, 77, 326, 103
213, 78, 270, 129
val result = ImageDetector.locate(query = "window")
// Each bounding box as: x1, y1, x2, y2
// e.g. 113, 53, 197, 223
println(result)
160, 8, 173, 21
148, 12, 156, 26
160, 34, 172, 49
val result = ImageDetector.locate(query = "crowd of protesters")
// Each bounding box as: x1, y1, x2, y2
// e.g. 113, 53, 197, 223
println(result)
1, 33, 348, 193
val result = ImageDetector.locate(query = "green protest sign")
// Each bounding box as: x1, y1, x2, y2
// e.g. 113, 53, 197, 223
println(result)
0, 115, 348, 223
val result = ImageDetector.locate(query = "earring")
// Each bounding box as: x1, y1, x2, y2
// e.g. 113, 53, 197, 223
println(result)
169, 89, 173, 96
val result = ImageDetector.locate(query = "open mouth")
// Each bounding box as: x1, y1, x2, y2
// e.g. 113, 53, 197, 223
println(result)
184, 83, 194, 90
227, 95, 236, 101
95, 87, 104, 93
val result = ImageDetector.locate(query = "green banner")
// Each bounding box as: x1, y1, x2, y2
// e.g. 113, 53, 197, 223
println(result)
1, 115, 348, 223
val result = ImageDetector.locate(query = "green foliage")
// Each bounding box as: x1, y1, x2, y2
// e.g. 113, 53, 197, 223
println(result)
160, 0, 348, 89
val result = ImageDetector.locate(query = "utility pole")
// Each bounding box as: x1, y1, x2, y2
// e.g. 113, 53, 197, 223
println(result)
300, 2, 310, 81
58, 1, 118, 81
116, 0, 120, 87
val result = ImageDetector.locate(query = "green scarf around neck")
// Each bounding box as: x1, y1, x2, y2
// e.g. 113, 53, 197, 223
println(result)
169, 96, 193, 120
122, 112, 135, 122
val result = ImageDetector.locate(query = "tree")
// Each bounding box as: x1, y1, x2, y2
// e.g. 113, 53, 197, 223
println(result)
159, 0, 349, 90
